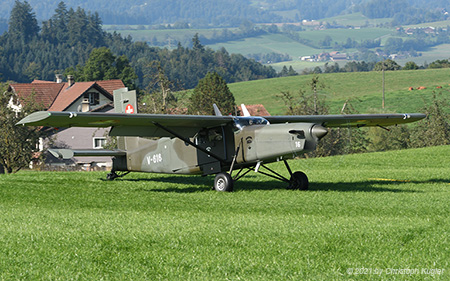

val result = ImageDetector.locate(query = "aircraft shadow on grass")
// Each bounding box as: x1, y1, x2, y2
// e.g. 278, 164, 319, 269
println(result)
110, 176, 447, 193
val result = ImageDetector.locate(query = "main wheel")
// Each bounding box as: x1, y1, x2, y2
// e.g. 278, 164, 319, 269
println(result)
106, 172, 118, 181
289, 171, 309, 190
214, 172, 234, 192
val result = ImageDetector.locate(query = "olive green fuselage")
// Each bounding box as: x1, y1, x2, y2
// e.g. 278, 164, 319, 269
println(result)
113, 122, 321, 175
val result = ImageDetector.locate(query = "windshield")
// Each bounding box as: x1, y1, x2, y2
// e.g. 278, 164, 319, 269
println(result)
233, 117, 269, 132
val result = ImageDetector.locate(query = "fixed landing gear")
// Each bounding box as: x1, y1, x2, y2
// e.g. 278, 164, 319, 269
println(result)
213, 160, 308, 192
106, 171, 130, 181
106, 171, 118, 180
288, 171, 309, 190
214, 172, 234, 192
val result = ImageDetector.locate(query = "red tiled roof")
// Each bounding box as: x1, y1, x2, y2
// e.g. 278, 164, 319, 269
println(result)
9, 83, 66, 108
96, 80, 125, 94
238, 104, 271, 116
48, 82, 98, 111
10, 79, 125, 111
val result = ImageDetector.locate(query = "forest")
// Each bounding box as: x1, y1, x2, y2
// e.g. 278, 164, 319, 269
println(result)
0, 1, 277, 90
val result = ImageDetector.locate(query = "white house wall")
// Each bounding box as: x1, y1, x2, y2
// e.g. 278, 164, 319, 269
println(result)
49, 127, 113, 167
65, 88, 112, 112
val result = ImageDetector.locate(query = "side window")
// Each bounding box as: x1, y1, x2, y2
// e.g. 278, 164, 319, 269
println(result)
93, 137, 106, 149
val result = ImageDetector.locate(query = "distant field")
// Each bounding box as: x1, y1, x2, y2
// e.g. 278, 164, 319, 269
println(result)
404, 19, 450, 28
321, 12, 393, 27
106, 23, 450, 75
208, 33, 318, 58
228, 68, 450, 114
298, 28, 393, 45
1, 146, 449, 279
396, 44, 450, 66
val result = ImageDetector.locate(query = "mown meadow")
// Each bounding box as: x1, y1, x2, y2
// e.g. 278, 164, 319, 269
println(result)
229, 68, 450, 115
0, 146, 449, 279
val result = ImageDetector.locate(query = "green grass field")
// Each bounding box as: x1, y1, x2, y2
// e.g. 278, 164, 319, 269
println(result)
229, 68, 450, 115
0, 146, 449, 279
321, 13, 392, 27
208, 33, 319, 58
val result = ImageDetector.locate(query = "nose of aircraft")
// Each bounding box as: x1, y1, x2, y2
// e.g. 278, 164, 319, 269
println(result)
311, 125, 328, 140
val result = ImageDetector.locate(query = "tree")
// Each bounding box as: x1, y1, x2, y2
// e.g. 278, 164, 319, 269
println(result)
192, 33, 204, 51
309, 75, 325, 114
41, 1, 69, 44
188, 72, 236, 115
279, 77, 369, 157
66, 47, 137, 89
8, 0, 40, 42
0, 83, 46, 174
373, 59, 401, 71
410, 93, 450, 148
140, 62, 179, 114
403, 61, 419, 70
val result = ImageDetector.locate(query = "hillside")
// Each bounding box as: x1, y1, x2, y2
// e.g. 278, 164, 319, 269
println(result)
228, 68, 450, 114
1, 0, 449, 26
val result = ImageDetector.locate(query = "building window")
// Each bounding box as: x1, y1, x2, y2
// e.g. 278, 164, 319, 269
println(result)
84, 92, 99, 105
93, 137, 107, 149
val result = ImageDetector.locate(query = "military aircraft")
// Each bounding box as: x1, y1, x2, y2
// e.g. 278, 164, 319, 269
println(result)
17, 88, 425, 192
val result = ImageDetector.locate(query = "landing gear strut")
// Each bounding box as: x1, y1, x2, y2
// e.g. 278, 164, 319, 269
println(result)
223, 160, 308, 191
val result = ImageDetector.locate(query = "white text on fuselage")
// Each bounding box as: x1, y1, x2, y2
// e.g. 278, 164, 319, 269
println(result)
147, 153, 163, 165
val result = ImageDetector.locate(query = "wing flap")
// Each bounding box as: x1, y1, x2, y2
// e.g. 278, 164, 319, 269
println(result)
49, 149, 126, 159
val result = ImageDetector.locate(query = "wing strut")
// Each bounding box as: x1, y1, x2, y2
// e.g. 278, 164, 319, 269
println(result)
152, 122, 227, 164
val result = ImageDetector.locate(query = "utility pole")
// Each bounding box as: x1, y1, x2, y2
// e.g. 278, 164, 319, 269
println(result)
382, 62, 385, 109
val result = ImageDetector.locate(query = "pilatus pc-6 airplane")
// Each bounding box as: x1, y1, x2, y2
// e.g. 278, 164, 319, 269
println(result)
17, 88, 425, 192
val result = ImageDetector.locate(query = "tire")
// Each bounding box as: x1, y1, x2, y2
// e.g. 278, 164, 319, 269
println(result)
214, 172, 234, 192
289, 171, 309, 190
106, 172, 116, 181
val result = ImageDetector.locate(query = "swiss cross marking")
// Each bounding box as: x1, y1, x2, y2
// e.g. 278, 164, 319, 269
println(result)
125, 104, 135, 114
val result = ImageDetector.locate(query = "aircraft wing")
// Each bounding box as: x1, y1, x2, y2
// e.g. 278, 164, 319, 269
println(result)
17, 111, 426, 137
16, 111, 234, 138
265, 113, 426, 127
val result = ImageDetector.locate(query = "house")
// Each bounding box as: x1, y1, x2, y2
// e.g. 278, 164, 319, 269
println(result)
8, 75, 126, 170
237, 104, 270, 116
330, 51, 347, 61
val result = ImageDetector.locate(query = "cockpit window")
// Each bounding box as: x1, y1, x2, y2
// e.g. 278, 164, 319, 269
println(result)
233, 117, 269, 132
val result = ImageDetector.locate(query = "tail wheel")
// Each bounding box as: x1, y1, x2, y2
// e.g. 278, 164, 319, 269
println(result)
214, 172, 234, 192
289, 171, 309, 190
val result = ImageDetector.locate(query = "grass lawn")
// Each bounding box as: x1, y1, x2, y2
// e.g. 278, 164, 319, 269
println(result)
0, 146, 449, 279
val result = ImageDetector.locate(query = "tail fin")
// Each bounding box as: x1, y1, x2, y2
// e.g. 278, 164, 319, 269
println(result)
113, 88, 138, 151
113, 88, 137, 114
213, 104, 222, 116
241, 104, 251, 117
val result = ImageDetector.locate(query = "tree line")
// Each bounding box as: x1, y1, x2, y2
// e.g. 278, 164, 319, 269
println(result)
1, 0, 449, 28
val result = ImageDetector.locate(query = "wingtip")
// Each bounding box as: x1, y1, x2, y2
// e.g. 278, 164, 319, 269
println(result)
15, 111, 51, 126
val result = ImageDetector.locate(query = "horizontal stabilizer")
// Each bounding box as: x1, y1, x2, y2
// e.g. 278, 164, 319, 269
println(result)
48, 149, 126, 159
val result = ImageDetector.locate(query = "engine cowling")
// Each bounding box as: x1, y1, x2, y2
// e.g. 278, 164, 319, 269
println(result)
235, 122, 328, 163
